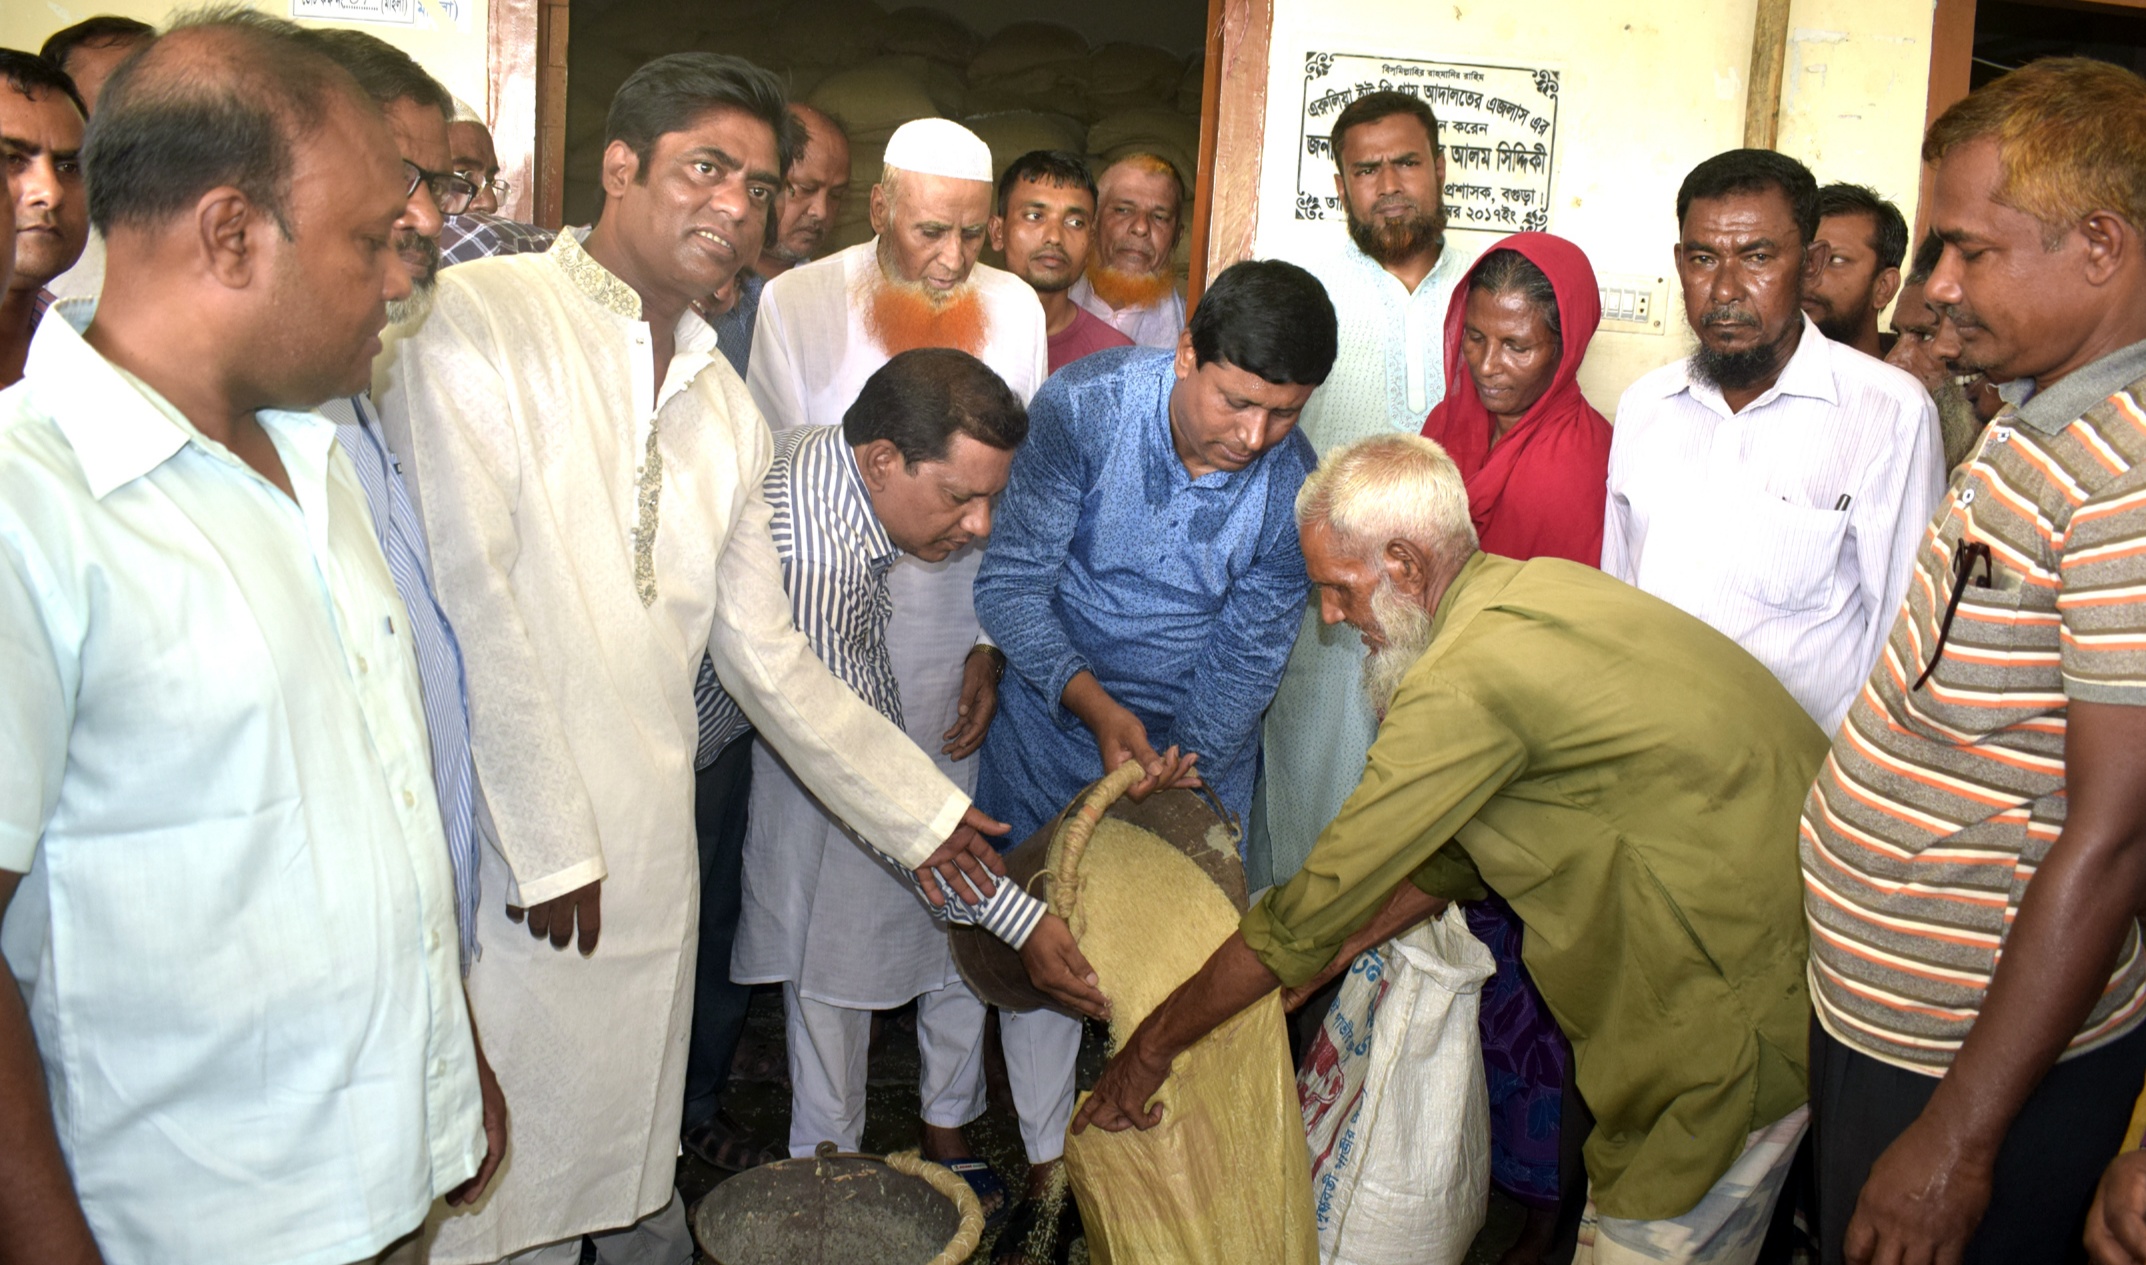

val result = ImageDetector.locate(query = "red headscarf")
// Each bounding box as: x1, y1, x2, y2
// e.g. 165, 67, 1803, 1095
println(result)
1421, 232, 1612, 566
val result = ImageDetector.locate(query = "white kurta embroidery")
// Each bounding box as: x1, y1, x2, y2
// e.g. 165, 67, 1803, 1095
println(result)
376, 232, 970, 1262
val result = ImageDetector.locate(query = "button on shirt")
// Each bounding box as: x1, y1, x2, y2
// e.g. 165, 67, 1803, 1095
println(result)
1802, 339, 2146, 1075
0, 305, 481, 1265
1603, 315, 1944, 732
323, 391, 481, 969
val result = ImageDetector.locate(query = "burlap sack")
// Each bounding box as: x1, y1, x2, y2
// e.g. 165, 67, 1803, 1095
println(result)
962, 110, 1088, 179
807, 63, 940, 145
860, 53, 967, 117
966, 20, 1088, 83
1081, 42, 1184, 114
770, 0, 889, 69
1177, 51, 1207, 113
879, 5, 980, 66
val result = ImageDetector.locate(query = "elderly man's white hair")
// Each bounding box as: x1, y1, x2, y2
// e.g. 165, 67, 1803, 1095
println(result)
1296, 433, 1479, 574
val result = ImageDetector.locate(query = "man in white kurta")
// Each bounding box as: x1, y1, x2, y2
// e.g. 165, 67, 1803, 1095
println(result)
742, 118, 1048, 1179
1250, 100, 1476, 892
375, 72, 1027, 1264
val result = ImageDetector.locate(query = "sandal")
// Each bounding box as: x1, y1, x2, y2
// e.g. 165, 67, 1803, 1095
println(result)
680, 1109, 783, 1173
939, 1157, 1012, 1228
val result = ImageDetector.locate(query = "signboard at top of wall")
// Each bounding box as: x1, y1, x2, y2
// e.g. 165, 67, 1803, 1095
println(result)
1298, 52, 1560, 238
290, 0, 463, 25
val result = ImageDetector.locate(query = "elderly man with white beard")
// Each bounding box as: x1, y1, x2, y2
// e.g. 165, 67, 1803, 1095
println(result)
742, 116, 1049, 1206
1076, 432, 1831, 1265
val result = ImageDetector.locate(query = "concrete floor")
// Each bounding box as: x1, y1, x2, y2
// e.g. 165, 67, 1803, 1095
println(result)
677, 986, 1529, 1263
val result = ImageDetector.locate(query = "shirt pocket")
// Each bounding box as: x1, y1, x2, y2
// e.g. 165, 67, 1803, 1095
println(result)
1731, 497, 1849, 613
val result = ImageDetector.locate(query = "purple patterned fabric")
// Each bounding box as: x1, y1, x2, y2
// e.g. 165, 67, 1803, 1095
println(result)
1466, 894, 1570, 1208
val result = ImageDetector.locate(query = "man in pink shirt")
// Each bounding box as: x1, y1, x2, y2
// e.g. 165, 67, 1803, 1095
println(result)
991, 150, 1132, 374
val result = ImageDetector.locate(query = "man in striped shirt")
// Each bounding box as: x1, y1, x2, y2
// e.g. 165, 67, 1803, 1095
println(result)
725, 348, 1055, 1183
1800, 58, 2146, 1264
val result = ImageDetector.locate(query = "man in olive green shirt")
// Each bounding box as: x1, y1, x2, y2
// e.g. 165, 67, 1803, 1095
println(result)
1068, 434, 1828, 1262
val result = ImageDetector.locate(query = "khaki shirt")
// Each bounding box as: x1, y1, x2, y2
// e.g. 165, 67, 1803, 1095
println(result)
1242, 552, 1828, 1219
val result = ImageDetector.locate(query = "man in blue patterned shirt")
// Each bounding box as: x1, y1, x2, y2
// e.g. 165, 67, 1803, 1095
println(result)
970, 258, 1338, 1241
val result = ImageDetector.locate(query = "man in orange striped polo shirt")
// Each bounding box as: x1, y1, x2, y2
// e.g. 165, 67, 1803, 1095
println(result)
1800, 58, 2146, 1265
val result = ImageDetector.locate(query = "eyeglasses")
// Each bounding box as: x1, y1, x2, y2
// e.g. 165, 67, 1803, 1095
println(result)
402, 159, 480, 216
1912, 538, 1993, 691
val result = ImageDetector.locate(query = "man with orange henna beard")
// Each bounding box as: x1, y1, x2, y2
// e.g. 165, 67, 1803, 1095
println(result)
742, 115, 1051, 1225
1068, 153, 1188, 348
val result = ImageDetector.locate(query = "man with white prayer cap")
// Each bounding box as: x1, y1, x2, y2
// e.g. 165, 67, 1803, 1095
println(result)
743, 115, 1050, 1211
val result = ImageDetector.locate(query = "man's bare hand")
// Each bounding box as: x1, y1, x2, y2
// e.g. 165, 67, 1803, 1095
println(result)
1845, 1113, 1992, 1265
448, 1017, 509, 1207
1061, 671, 1203, 801
506, 880, 602, 955
914, 805, 1009, 908
2090, 1149, 2146, 1264
1072, 1029, 1172, 1135
1283, 882, 1448, 1012
1020, 913, 1110, 1020
942, 647, 1000, 760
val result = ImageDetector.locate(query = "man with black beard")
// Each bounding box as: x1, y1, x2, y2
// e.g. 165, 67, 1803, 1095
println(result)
1602, 149, 1941, 737
1253, 89, 1477, 895
1803, 182, 1907, 359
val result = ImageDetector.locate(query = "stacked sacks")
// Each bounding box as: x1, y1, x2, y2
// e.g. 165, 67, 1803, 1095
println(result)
961, 110, 1087, 183
768, 0, 890, 68
807, 60, 943, 253
878, 5, 980, 67
1080, 42, 1183, 115
962, 20, 1089, 117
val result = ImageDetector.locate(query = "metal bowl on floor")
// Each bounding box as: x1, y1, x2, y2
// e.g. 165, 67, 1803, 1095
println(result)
690, 1142, 980, 1265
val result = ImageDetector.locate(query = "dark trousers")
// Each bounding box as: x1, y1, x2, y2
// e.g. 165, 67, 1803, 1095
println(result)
1810, 1014, 2146, 1265
682, 732, 756, 1131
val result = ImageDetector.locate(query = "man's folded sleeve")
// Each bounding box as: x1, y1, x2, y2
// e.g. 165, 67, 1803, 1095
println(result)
1240, 677, 1525, 986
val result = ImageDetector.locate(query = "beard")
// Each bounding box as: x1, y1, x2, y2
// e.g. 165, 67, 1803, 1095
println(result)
386, 274, 437, 329
1346, 197, 1447, 267
385, 228, 441, 328
861, 268, 988, 357
1934, 373, 1986, 471
1360, 577, 1438, 717
1690, 304, 1799, 392
1813, 311, 1862, 345
1084, 257, 1179, 311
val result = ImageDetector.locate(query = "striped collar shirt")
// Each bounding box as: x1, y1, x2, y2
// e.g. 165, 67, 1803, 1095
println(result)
1603, 314, 1945, 732
438, 211, 557, 268
717, 424, 1047, 947
1801, 338, 2146, 1074
323, 391, 481, 969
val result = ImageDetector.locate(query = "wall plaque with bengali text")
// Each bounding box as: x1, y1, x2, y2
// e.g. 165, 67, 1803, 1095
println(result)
1297, 51, 1561, 239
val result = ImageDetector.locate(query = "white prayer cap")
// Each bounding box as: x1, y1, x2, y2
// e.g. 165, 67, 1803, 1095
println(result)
450, 95, 485, 125
882, 117, 993, 184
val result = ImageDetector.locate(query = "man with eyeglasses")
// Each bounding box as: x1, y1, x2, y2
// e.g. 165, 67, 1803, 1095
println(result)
297, 30, 491, 994
450, 97, 509, 215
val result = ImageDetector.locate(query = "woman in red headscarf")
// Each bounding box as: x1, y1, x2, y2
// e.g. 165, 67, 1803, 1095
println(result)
1422, 231, 1611, 1263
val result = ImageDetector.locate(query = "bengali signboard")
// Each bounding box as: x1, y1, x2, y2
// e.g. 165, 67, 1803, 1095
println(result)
1297, 52, 1561, 238
291, 0, 418, 24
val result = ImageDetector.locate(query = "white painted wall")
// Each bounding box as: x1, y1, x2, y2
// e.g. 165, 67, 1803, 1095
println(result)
4, 0, 492, 124
1253, 0, 1936, 416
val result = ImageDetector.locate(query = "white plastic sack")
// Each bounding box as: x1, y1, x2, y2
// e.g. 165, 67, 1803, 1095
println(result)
1297, 905, 1495, 1265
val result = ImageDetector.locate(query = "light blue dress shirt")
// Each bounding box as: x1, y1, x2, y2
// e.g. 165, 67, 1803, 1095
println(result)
0, 305, 482, 1265
326, 392, 481, 969
973, 346, 1317, 842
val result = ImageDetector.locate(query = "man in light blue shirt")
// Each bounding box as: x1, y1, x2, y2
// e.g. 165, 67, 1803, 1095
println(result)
0, 19, 500, 1264
303, 27, 485, 970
